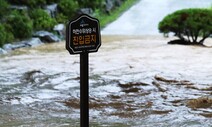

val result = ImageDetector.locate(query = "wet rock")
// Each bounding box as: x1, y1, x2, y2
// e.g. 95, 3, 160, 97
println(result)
53, 24, 65, 38
2, 38, 43, 51
105, 0, 123, 14
3, 43, 26, 51
33, 31, 61, 43
76, 8, 93, 15
105, 0, 114, 14
0, 48, 7, 54
44, 4, 58, 18
114, 0, 122, 6
10, 5, 28, 11
26, 38, 43, 47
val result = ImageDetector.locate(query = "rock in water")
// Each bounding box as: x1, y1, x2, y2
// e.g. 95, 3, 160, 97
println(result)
0, 48, 7, 54
44, 4, 58, 18
2, 38, 43, 51
33, 31, 61, 43
26, 38, 43, 47
53, 24, 65, 38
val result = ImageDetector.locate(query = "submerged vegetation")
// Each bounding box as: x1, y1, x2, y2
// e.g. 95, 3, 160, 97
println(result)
159, 8, 212, 46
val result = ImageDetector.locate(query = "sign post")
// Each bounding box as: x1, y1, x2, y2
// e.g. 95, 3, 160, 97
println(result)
66, 14, 101, 127
80, 52, 89, 127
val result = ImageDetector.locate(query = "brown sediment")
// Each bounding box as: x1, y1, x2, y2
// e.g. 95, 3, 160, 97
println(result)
152, 81, 167, 92
151, 110, 172, 114
170, 99, 184, 106
170, 100, 183, 103
154, 75, 194, 86
118, 82, 150, 89
187, 97, 212, 109
63, 98, 80, 109
110, 109, 172, 118
201, 86, 212, 91
199, 113, 212, 118
118, 82, 150, 94
154, 75, 178, 83
122, 87, 140, 93
185, 85, 199, 90
110, 111, 139, 118
63, 96, 153, 111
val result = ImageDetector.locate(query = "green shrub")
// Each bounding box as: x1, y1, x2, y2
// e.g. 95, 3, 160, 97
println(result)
2, 23, 14, 43
7, 0, 46, 8
158, 8, 212, 45
77, 0, 104, 9
0, 23, 15, 47
30, 9, 57, 31
56, 13, 68, 23
0, 0, 10, 19
0, 24, 7, 47
46, 0, 60, 4
58, 0, 79, 19
7, 11, 33, 39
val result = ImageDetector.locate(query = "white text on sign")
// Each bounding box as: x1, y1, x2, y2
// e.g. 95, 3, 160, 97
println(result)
73, 28, 96, 35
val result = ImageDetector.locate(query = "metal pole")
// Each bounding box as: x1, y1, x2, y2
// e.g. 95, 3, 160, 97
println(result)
80, 52, 89, 127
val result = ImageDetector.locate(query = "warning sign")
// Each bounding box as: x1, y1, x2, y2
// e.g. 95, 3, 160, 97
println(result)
66, 14, 101, 54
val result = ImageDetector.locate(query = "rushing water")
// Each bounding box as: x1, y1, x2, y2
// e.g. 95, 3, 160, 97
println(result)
0, 36, 212, 126
1, 0, 212, 126
102, 0, 212, 35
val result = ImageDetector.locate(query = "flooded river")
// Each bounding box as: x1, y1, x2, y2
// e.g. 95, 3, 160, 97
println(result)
0, 36, 212, 126
1, 0, 212, 127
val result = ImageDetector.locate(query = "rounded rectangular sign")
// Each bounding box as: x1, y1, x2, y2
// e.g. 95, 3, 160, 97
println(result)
66, 14, 101, 54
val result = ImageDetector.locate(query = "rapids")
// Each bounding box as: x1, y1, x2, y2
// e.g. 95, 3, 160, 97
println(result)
1, 0, 212, 126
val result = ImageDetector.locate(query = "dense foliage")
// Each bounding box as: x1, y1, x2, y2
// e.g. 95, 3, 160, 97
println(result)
58, 0, 79, 20
77, 0, 104, 9
159, 8, 212, 45
0, 24, 7, 47
7, 11, 33, 39
30, 9, 57, 31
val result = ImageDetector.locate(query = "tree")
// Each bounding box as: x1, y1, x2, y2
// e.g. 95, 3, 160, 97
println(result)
158, 8, 212, 45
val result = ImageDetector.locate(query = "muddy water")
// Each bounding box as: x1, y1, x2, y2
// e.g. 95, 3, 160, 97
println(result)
0, 36, 212, 126
1, 0, 212, 126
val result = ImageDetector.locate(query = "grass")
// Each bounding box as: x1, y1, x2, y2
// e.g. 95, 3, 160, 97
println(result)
95, 0, 139, 28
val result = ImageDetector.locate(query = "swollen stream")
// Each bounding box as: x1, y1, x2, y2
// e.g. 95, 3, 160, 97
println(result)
1, 0, 212, 126
0, 36, 212, 126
